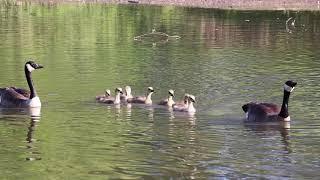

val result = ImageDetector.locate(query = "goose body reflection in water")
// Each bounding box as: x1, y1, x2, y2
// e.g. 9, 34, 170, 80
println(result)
26, 108, 42, 161
244, 121, 292, 153
0, 107, 42, 161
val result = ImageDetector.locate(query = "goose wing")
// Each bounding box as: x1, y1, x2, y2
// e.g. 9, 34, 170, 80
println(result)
0, 87, 29, 107
242, 102, 280, 114
175, 100, 186, 106
120, 94, 126, 100
97, 96, 114, 103
173, 103, 187, 111
127, 96, 146, 103
258, 103, 280, 115
158, 99, 168, 105
96, 94, 106, 100
102, 97, 115, 104
11, 87, 30, 98
242, 102, 280, 115
242, 102, 281, 122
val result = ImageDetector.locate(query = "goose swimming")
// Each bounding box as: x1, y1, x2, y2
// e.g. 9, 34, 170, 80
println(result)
96, 89, 111, 102
242, 80, 297, 122
173, 94, 196, 113
172, 93, 189, 110
127, 87, 154, 105
121, 86, 133, 102
158, 89, 175, 106
102, 88, 123, 105
0, 61, 43, 108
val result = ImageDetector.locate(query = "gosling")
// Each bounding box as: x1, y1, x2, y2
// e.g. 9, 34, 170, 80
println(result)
96, 89, 111, 102
172, 93, 189, 109
103, 87, 123, 105
121, 86, 133, 102
127, 87, 154, 105
158, 89, 175, 106
173, 94, 196, 113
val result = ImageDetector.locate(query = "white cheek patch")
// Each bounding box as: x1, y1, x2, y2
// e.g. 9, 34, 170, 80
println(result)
26, 64, 35, 72
284, 84, 294, 92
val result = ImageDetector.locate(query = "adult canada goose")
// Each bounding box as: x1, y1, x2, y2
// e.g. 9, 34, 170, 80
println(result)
127, 87, 154, 105
121, 86, 133, 102
242, 80, 297, 122
158, 89, 175, 106
0, 61, 43, 108
173, 94, 196, 113
102, 88, 123, 104
96, 89, 111, 102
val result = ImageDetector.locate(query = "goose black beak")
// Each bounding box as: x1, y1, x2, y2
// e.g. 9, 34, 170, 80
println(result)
36, 64, 44, 69
292, 82, 297, 87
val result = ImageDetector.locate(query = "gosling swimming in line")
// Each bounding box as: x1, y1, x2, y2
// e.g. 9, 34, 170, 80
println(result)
121, 86, 133, 102
102, 88, 123, 105
158, 89, 175, 106
96, 89, 111, 102
173, 93, 189, 109
173, 94, 196, 113
127, 87, 154, 105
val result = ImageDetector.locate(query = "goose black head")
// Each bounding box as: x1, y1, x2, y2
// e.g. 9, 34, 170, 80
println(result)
168, 89, 174, 97
242, 104, 249, 112
115, 87, 123, 94
148, 87, 154, 93
285, 80, 297, 87
284, 80, 297, 92
25, 61, 44, 72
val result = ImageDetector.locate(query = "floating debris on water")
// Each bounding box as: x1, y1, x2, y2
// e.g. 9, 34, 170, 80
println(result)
128, 0, 139, 3
286, 17, 295, 33
134, 28, 181, 45
26, 157, 42, 161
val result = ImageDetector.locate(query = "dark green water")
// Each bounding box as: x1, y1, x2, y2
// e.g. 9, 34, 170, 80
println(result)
0, 4, 320, 179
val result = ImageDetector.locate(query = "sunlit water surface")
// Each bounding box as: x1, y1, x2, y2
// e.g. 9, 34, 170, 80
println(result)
0, 4, 320, 179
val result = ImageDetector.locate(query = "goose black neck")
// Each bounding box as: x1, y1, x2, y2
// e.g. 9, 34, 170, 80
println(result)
278, 90, 291, 118
25, 66, 37, 99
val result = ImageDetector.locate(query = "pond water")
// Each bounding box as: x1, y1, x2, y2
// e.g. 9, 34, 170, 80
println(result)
0, 4, 320, 179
